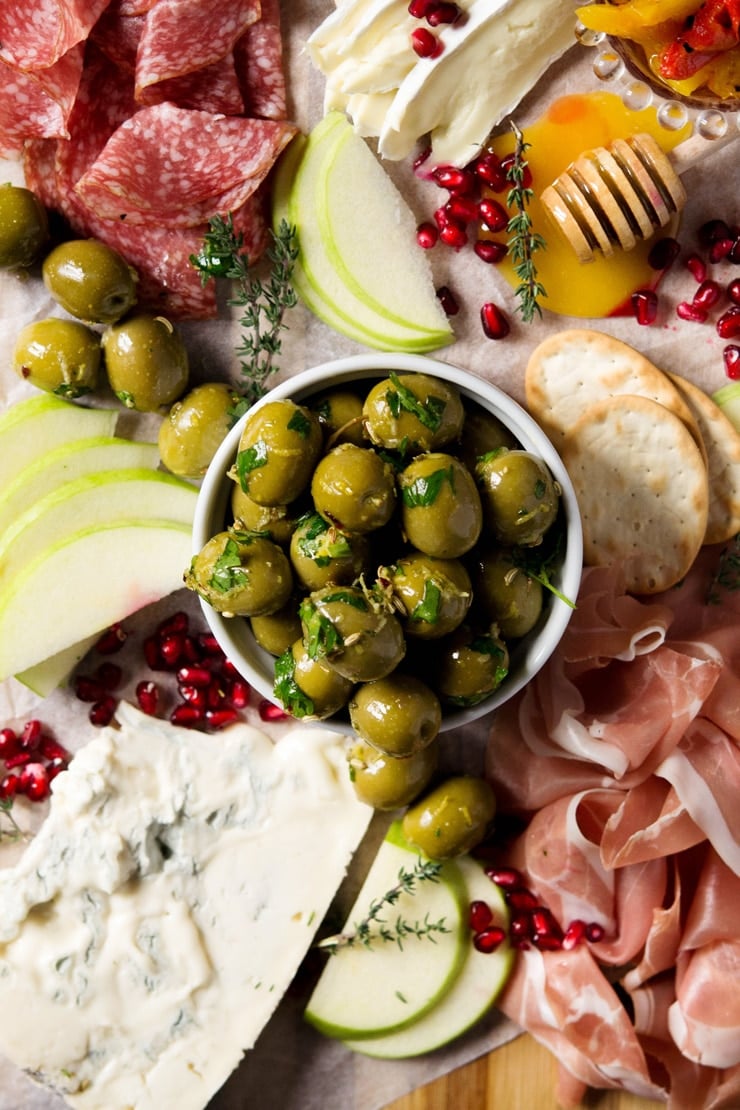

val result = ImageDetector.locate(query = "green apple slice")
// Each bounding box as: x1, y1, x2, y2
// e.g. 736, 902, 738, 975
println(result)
0, 437, 160, 538
713, 381, 740, 436
304, 823, 467, 1040
0, 468, 197, 589
0, 395, 117, 490
0, 519, 192, 680
343, 856, 514, 1058
15, 635, 100, 697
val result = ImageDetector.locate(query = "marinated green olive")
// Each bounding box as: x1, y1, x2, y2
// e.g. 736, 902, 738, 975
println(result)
299, 584, 405, 682
184, 529, 293, 617
42, 238, 137, 323
472, 549, 543, 639
231, 485, 300, 546
250, 603, 303, 656
273, 638, 354, 720
458, 406, 517, 472
0, 184, 48, 269
399, 452, 482, 558
347, 738, 439, 810
311, 443, 396, 533
362, 372, 464, 453
385, 553, 472, 639
401, 775, 497, 859
310, 388, 365, 446
12, 317, 100, 399
435, 625, 509, 707
102, 313, 189, 411
290, 512, 370, 591
348, 673, 441, 757
476, 449, 559, 547
159, 382, 239, 478
233, 399, 322, 506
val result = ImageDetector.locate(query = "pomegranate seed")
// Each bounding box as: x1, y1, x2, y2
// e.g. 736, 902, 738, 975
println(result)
227, 679, 251, 709
222, 658, 240, 678
727, 278, 740, 305
89, 696, 117, 727
176, 665, 212, 688
157, 611, 189, 636
693, 279, 722, 311
710, 237, 734, 263
500, 151, 533, 188
586, 922, 605, 943
562, 919, 588, 950
408, 0, 434, 15
427, 2, 460, 25
416, 221, 438, 249
182, 635, 200, 663
676, 300, 708, 323
19, 762, 50, 801
439, 222, 468, 250
478, 198, 508, 232
728, 235, 740, 264
205, 708, 240, 730
647, 236, 680, 270
159, 632, 185, 668
506, 888, 539, 912
39, 735, 70, 762
94, 623, 127, 654
74, 675, 105, 703
445, 195, 479, 224
413, 145, 432, 174
533, 931, 563, 951
206, 677, 226, 708
259, 699, 288, 722
469, 899, 494, 932
197, 632, 223, 658
474, 239, 507, 264
170, 703, 205, 728
532, 907, 562, 940
95, 661, 123, 690
179, 684, 207, 709
0, 728, 19, 761
436, 285, 459, 315
136, 680, 160, 716
686, 253, 707, 283
0, 774, 19, 799
699, 218, 731, 247
485, 866, 524, 889
411, 26, 443, 57
723, 344, 740, 378
717, 306, 740, 339
632, 289, 658, 325
472, 153, 508, 191
20, 719, 42, 750
46, 757, 68, 782
144, 635, 162, 669
481, 302, 510, 339
432, 165, 474, 193
474, 926, 506, 953
509, 912, 532, 940
433, 205, 451, 230
4, 752, 31, 769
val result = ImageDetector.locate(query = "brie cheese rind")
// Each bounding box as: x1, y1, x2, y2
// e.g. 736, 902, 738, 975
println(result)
0, 703, 372, 1110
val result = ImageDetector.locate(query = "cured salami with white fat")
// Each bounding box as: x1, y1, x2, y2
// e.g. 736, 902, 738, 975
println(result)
0, 46, 83, 155
0, 0, 109, 69
236, 0, 288, 121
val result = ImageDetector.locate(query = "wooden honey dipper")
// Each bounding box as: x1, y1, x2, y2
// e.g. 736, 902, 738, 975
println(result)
540, 129, 739, 263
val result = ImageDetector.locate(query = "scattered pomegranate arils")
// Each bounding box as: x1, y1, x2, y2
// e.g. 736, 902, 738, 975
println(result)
647, 236, 680, 270
416, 221, 438, 249
506, 887, 539, 912
586, 922, 605, 942
470, 152, 507, 191
474, 239, 507, 264
717, 306, 740, 339
206, 678, 226, 708
46, 757, 68, 782
410, 26, 443, 58
179, 684, 207, 709
95, 661, 123, 691
94, 622, 127, 654
685, 253, 707, 283
693, 279, 722, 311
445, 195, 479, 225
676, 300, 708, 323
468, 899, 494, 932
413, 145, 432, 173
408, 0, 434, 16
432, 164, 474, 193
197, 632, 224, 658
481, 301, 510, 339
19, 762, 50, 801
709, 236, 734, 264
227, 679, 251, 709
474, 926, 506, 953
632, 289, 658, 326
181, 635, 200, 663
89, 695, 117, 727
221, 658, 241, 679
20, 719, 42, 750
531, 907, 563, 940
728, 236, 740, 264
478, 197, 508, 233
157, 610, 189, 636
728, 278, 740, 305
436, 285, 459, 315
509, 912, 532, 939
39, 736, 70, 763
0, 774, 19, 800
259, 699, 288, 722
4, 752, 31, 770
205, 708, 240, 730
439, 222, 468, 250
484, 866, 524, 889
723, 344, 740, 379
699, 218, 731, 247
159, 631, 185, 668
433, 204, 451, 230
176, 664, 212, 689
426, 2, 460, 26
170, 703, 205, 728
74, 675, 105, 703
562, 919, 588, 950
136, 680, 160, 716
0, 728, 19, 760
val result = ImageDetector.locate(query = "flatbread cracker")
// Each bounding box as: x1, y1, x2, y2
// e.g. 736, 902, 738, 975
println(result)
525, 328, 698, 444
667, 371, 740, 544
561, 394, 709, 594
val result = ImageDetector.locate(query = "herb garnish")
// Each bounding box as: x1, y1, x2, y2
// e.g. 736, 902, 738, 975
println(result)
401, 465, 454, 508
317, 859, 449, 954
505, 122, 546, 324
511, 531, 576, 609
0, 798, 28, 843
298, 592, 368, 659
297, 513, 352, 566
209, 536, 248, 593
411, 580, 442, 624
190, 214, 299, 416
234, 439, 269, 490
273, 648, 314, 718
386, 372, 445, 432
707, 533, 740, 603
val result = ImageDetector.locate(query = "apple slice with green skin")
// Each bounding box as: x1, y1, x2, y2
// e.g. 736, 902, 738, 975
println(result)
304, 821, 467, 1040
15, 635, 100, 697
0, 468, 197, 589
0, 519, 192, 680
0, 437, 159, 537
713, 382, 740, 436
0, 395, 117, 490
343, 856, 514, 1058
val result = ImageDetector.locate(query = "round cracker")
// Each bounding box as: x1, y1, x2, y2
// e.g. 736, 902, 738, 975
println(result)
525, 328, 698, 445
666, 371, 740, 544
561, 394, 709, 594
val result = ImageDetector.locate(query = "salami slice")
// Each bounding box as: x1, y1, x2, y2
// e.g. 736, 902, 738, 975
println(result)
0, 0, 109, 70
135, 0, 261, 99
137, 55, 245, 115
23, 139, 62, 211
0, 45, 83, 155
90, 10, 145, 74
230, 189, 271, 263
235, 0, 288, 121
74, 103, 297, 227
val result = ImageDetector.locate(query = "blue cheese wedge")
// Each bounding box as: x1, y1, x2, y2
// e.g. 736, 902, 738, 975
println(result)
0, 703, 371, 1109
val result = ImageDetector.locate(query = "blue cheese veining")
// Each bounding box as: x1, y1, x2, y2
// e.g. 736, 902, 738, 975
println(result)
0, 702, 372, 1110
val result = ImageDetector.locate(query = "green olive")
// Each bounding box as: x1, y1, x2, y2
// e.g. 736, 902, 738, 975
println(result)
12, 318, 100, 399
159, 382, 239, 478
401, 775, 497, 859
476, 449, 559, 547
347, 738, 439, 810
231, 484, 300, 546
233, 399, 322, 506
385, 553, 472, 639
399, 453, 482, 558
312, 443, 397, 533
42, 238, 137, 323
310, 389, 365, 446
299, 584, 405, 682
102, 313, 189, 411
471, 548, 543, 639
435, 625, 509, 707
250, 603, 303, 656
458, 406, 518, 472
348, 673, 441, 757
184, 529, 293, 617
290, 512, 370, 591
0, 184, 48, 269
362, 373, 464, 453
273, 638, 354, 720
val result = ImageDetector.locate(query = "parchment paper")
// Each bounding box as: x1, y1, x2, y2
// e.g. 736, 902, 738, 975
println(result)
0, 2, 737, 1107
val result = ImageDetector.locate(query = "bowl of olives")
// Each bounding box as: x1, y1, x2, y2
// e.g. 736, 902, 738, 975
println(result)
189, 353, 583, 750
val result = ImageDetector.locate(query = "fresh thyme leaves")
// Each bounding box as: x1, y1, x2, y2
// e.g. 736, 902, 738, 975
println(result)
190, 214, 299, 414
505, 122, 547, 324
0, 798, 27, 843
317, 859, 449, 954
707, 533, 740, 603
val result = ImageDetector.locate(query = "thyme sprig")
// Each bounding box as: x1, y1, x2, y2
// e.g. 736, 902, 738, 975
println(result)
505, 122, 547, 324
0, 798, 29, 843
317, 858, 449, 954
190, 214, 299, 417
706, 533, 740, 604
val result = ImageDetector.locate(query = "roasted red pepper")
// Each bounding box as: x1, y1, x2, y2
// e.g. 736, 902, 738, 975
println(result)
658, 0, 740, 79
